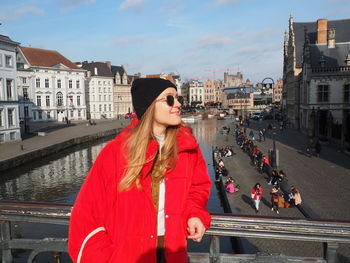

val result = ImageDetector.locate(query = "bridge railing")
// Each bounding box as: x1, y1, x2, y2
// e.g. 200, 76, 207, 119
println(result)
1, 201, 350, 263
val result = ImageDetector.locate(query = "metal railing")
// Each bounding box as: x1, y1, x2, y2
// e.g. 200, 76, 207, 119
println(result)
1, 201, 350, 263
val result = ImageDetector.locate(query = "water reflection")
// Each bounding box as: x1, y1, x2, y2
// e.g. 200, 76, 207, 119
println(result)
0, 140, 108, 203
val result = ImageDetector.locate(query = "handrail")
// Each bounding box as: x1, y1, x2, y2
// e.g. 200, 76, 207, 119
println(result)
1, 201, 350, 262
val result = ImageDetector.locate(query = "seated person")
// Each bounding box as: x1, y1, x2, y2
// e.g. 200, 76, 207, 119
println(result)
288, 186, 302, 206
225, 178, 239, 193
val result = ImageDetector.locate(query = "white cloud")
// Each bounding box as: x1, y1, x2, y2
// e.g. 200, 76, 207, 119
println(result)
213, 0, 241, 7
119, 0, 145, 12
189, 34, 235, 50
0, 6, 44, 21
113, 36, 146, 46
58, 0, 96, 12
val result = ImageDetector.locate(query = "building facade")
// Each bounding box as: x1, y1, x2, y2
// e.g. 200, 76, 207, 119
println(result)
112, 65, 133, 116
299, 18, 350, 148
80, 61, 114, 119
273, 78, 283, 103
0, 35, 21, 143
203, 79, 216, 105
16, 46, 87, 123
189, 80, 204, 106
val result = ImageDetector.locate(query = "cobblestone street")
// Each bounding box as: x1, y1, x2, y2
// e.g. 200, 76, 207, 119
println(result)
215, 119, 350, 261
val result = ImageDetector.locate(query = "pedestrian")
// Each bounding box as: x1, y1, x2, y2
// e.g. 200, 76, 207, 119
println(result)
251, 183, 264, 213
262, 129, 266, 141
315, 139, 322, 157
288, 186, 302, 206
270, 186, 280, 214
249, 130, 255, 141
258, 130, 262, 142
68, 78, 211, 263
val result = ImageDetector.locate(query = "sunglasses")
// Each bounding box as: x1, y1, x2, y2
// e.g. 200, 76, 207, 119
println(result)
157, 95, 184, 107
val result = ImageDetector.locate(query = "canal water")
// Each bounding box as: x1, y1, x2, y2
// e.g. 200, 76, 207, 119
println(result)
0, 118, 233, 261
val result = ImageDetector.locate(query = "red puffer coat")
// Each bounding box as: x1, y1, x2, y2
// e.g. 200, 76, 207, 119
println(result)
68, 119, 211, 262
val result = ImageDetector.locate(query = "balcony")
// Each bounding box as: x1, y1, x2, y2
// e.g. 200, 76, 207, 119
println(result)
0, 201, 349, 263
311, 66, 350, 75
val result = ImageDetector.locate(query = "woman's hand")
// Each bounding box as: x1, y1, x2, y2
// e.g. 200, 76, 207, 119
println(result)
187, 217, 206, 242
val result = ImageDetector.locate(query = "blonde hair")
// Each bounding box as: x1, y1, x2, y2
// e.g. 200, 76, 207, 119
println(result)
118, 101, 180, 192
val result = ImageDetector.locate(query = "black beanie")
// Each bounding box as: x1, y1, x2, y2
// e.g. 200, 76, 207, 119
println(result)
131, 78, 177, 119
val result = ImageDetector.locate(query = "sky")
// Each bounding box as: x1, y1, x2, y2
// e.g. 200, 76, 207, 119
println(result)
1, 0, 349, 84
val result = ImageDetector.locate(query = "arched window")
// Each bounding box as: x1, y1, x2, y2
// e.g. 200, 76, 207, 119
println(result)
57, 92, 63, 106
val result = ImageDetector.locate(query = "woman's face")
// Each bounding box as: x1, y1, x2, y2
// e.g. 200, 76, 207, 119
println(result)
153, 87, 181, 131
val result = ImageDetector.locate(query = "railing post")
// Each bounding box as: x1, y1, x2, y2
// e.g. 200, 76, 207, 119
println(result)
209, 235, 220, 263
324, 242, 339, 263
0, 221, 13, 263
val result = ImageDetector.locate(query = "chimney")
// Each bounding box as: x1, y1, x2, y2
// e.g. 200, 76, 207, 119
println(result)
328, 28, 336, 48
316, 19, 328, 44
94, 67, 98, 75
105, 61, 111, 69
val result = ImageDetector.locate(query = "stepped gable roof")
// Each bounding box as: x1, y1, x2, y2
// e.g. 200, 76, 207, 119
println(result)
111, 65, 125, 76
81, 62, 113, 77
293, 18, 350, 67
19, 46, 80, 69
310, 43, 350, 67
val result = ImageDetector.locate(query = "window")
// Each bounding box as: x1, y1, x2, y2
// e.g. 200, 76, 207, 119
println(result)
38, 111, 42, 120
69, 80, 73, 88
47, 111, 51, 119
57, 79, 61, 88
57, 92, 63, 106
109, 104, 111, 111
23, 88, 28, 100
317, 85, 329, 102
0, 134, 4, 142
70, 110, 73, 117
8, 109, 14, 126
99, 104, 102, 112
68, 96, 73, 106
104, 104, 107, 111
22, 77, 27, 84
93, 104, 96, 112
5, 55, 13, 67
0, 109, 3, 127
24, 106, 28, 117
36, 78, 40, 88
76, 80, 80, 89
33, 111, 36, 120
10, 132, 16, 140
104, 95, 106, 101
6, 80, 12, 99
109, 95, 111, 101
45, 79, 49, 88
37, 96, 41, 107
344, 84, 350, 102
46, 95, 50, 107
78, 110, 81, 117
77, 96, 81, 106
99, 95, 101, 101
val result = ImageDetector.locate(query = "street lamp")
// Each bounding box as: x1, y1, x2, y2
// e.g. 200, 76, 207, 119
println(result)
262, 77, 277, 169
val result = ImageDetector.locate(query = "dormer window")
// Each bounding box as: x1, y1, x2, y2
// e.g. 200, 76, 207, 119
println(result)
319, 55, 326, 67
345, 54, 350, 66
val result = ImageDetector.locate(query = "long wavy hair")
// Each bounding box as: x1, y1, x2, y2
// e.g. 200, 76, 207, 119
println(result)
118, 101, 181, 192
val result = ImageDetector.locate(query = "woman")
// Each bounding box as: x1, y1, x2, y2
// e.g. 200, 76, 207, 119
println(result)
225, 178, 239, 193
270, 186, 279, 214
289, 186, 302, 206
68, 78, 211, 263
251, 183, 264, 213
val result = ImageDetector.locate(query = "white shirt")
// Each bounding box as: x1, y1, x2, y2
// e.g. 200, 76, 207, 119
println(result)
155, 135, 165, 236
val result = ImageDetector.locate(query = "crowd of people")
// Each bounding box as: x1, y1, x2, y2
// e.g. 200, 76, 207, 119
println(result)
234, 124, 303, 214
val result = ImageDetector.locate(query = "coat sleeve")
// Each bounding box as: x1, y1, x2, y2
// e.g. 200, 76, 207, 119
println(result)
183, 146, 212, 230
68, 144, 119, 263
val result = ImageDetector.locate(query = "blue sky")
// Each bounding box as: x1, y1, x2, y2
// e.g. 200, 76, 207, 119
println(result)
1, 0, 349, 84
